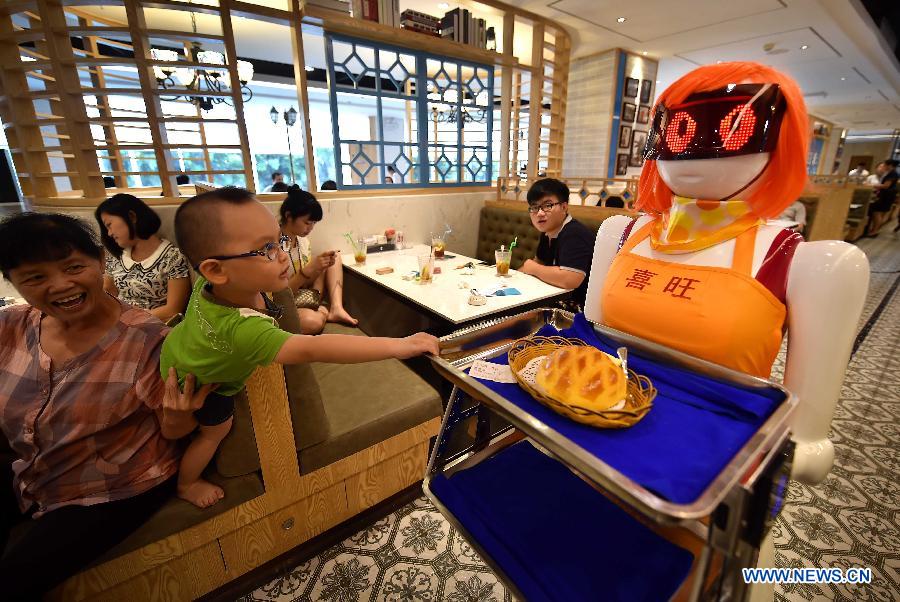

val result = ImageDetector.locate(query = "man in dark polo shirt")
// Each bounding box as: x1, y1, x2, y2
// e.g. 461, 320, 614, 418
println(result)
519, 178, 596, 309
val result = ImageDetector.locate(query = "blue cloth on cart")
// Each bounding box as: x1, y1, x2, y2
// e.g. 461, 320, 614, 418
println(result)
468, 313, 785, 504
429, 439, 694, 601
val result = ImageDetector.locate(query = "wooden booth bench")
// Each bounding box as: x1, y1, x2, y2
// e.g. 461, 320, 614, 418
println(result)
3, 290, 443, 601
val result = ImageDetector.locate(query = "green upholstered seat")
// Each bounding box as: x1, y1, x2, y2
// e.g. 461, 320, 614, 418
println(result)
300, 323, 442, 473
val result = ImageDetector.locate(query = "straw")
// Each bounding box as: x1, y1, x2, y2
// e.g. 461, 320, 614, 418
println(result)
344, 232, 359, 253
509, 236, 518, 252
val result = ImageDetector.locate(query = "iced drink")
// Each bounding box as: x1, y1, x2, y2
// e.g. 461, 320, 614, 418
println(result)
354, 239, 367, 265
418, 254, 434, 283
495, 249, 511, 276
431, 237, 445, 259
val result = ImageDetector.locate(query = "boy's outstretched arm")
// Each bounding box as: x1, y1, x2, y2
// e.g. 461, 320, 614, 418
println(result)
275, 332, 439, 365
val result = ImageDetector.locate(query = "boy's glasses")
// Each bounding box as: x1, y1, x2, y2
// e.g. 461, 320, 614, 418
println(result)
528, 202, 561, 214
204, 234, 291, 264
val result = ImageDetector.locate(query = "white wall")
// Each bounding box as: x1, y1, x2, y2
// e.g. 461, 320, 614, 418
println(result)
562, 50, 658, 179
838, 140, 894, 174
0, 279, 15, 298
563, 50, 616, 177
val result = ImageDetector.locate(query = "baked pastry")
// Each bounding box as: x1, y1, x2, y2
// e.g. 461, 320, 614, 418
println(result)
534, 346, 627, 411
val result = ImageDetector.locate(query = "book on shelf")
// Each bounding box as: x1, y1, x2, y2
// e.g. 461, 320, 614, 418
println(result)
401, 8, 440, 32
356, 0, 376, 22
402, 25, 441, 37
308, 0, 350, 13
352, 0, 377, 22
443, 8, 463, 43
439, 8, 487, 48
373, 0, 399, 27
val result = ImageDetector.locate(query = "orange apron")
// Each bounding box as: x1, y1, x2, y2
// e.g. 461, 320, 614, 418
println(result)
600, 220, 786, 378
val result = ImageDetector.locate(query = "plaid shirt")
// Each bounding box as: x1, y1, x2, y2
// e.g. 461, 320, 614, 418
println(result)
0, 302, 180, 516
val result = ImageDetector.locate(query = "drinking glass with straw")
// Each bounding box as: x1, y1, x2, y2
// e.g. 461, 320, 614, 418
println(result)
496, 236, 515, 277
346, 233, 367, 265
418, 247, 434, 283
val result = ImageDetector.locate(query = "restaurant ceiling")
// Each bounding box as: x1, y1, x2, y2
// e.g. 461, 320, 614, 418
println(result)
511, 0, 900, 133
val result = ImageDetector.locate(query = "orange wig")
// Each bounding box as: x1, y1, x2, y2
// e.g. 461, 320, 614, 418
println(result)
637, 62, 809, 218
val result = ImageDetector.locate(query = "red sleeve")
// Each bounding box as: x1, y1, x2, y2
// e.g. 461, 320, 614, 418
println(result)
755, 229, 803, 304
618, 218, 639, 251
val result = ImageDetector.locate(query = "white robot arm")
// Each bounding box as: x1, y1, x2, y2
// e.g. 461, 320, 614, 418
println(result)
584, 214, 633, 325
783, 241, 869, 483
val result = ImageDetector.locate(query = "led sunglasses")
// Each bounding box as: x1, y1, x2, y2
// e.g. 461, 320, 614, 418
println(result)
643, 83, 786, 161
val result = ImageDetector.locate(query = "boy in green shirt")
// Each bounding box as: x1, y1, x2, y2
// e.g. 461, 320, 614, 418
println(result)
161, 187, 438, 508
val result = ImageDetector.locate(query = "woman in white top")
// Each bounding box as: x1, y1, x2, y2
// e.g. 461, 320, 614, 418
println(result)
95, 194, 191, 323
278, 186, 357, 334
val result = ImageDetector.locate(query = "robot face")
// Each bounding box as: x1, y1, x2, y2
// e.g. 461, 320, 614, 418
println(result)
644, 83, 786, 162
657, 154, 771, 200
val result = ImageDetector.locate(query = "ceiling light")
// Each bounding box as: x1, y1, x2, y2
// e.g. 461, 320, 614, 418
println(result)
840, 77, 846, 81
800, 44, 809, 50
438, 2, 449, 9
149, 8, 253, 112
236, 59, 254, 84
152, 44, 253, 112
642, 51, 648, 56
616, 17, 626, 23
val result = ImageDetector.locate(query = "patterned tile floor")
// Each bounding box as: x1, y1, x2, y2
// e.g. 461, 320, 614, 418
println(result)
240, 227, 900, 602
772, 229, 900, 602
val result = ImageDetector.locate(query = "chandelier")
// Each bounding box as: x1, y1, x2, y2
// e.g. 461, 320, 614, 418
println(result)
430, 105, 486, 124
150, 8, 253, 111
427, 87, 487, 124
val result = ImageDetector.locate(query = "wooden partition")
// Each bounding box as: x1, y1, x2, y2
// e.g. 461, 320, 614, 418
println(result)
802, 181, 856, 241
0, 0, 571, 206
0, 0, 260, 201
496, 175, 639, 210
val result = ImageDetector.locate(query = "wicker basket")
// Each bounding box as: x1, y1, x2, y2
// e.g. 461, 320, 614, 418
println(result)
508, 336, 656, 428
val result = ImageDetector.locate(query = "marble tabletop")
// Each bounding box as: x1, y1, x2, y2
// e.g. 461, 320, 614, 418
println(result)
343, 244, 569, 325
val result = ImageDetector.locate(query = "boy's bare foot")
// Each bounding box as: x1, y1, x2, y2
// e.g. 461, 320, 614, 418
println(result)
328, 306, 358, 326
178, 479, 224, 508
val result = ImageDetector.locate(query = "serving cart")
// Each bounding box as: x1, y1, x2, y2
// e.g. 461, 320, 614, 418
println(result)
424, 309, 796, 601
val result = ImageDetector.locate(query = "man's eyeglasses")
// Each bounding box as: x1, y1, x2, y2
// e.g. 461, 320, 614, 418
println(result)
528, 202, 561, 214
203, 234, 291, 265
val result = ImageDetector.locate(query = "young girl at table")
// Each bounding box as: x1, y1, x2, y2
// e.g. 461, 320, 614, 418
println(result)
278, 185, 357, 334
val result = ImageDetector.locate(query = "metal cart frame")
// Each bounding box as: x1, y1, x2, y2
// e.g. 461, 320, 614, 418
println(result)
423, 308, 797, 601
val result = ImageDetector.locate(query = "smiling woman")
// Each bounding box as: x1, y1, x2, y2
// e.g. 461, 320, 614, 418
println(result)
0, 213, 211, 598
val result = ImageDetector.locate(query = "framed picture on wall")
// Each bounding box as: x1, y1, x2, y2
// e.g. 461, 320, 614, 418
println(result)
622, 102, 636, 122
616, 153, 629, 176
625, 77, 639, 98
630, 130, 648, 167
619, 125, 632, 149
637, 105, 650, 124
640, 79, 653, 104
